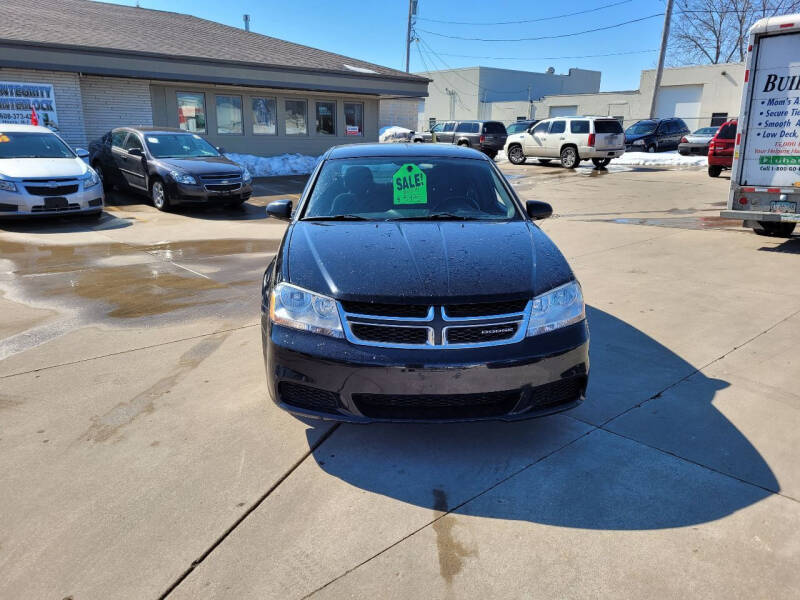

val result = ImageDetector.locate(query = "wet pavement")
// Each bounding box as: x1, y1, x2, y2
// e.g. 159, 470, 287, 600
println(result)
1, 167, 799, 599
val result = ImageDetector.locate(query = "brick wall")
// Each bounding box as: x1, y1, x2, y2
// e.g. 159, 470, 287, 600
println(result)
80, 76, 153, 144
0, 67, 87, 147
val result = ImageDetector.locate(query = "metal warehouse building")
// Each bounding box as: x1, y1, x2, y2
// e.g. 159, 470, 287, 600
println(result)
0, 0, 428, 154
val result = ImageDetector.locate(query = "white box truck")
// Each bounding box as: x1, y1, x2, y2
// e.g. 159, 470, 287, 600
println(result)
722, 14, 800, 237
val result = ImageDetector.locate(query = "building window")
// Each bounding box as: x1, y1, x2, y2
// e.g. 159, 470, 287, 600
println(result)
177, 92, 206, 133
285, 99, 308, 135
316, 101, 336, 136
711, 112, 728, 127
215, 95, 243, 135
344, 102, 364, 136
252, 97, 277, 135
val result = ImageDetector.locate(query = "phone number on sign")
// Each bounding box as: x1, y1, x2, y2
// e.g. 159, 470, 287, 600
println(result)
0, 112, 30, 121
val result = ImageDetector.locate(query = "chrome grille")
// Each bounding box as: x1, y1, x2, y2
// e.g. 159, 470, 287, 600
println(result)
339, 301, 531, 349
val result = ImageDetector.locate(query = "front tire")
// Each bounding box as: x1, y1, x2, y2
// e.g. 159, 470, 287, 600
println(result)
592, 158, 611, 168
560, 146, 578, 169
151, 179, 170, 211
753, 221, 796, 237
507, 145, 526, 165
708, 165, 722, 178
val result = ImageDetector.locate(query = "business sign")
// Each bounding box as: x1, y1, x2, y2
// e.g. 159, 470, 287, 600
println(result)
741, 34, 800, 187
346, 125, 360, 135
0, 81, 59, 130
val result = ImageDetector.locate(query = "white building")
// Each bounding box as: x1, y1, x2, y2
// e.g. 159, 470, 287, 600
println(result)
532, 63, 745, 130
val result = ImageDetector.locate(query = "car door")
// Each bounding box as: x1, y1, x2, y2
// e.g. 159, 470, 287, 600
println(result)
546, 120, 567, 157
119, 132, 148, 190
109, 130, 131, 186
437, 121, 456, 144
525, 120, 550, 155
654, 121, 669, 150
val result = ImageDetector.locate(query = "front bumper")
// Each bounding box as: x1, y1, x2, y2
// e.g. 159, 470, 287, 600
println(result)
0, 183, 103, 217
262, 318, 590, 423
165, 179, 253, 205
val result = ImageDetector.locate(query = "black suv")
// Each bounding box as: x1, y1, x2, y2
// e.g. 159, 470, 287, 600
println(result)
413, 120, 507, 159
624, 118, 690, 152
89, 127, 253, 211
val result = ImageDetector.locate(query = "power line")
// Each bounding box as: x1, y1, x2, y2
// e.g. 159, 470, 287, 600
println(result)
426, 48, 659, 61
416, 13, 664, 42
415, 0, 633, 26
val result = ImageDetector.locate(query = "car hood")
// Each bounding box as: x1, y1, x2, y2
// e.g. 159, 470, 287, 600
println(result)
684, 134, 713, 143
156, 156, 242, 175
0, 157, 88, 179
286, 220, 574, 303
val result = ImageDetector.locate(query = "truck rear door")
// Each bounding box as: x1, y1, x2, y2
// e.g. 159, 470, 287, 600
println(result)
593, 119, 625, 149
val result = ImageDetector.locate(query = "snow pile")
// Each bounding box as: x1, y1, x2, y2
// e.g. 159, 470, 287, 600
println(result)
225, 152, 320, 177
614, 151, 707, 167
379, 126, 413, 143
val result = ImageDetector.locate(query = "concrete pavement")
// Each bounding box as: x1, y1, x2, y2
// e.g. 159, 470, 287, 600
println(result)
0, 165, 798, 598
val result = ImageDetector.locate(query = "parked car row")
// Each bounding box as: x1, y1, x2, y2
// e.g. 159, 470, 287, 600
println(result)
412, 120, 508, 159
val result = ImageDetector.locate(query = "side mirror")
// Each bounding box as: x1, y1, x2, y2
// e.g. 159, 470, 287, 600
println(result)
128, 147, 143, 157
74, 147, 90, 159
267, 199, 293, 221
526, 200, 553, 221
216, 146, 226, 154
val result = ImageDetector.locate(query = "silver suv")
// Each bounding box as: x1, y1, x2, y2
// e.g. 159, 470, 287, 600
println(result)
504, 116, 626, 168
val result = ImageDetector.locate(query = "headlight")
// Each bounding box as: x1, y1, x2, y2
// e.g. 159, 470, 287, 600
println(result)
242, 168, 252, 183
527, 281, 585, 337
0, 178, 17, 192
169, 170, 197, 185
632, 139, 645, 146
269, 282, 343, 338
81, 168, 100, 188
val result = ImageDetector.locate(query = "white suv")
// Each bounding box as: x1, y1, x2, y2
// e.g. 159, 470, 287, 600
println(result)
504, 116, 626, 168
0, 124, 104, 218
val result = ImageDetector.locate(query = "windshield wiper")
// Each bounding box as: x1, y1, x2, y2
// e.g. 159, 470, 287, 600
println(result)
387, 212, 481, 221
303, 214, 370, 221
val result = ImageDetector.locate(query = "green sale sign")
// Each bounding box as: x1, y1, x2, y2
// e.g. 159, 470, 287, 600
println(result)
392, 164, 428, 205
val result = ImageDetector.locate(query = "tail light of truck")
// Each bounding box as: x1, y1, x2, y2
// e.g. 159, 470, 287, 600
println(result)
479, 135, 485, 143
680, 137, 688, 143
739, 197, 748, 205
587, 133, 595, 147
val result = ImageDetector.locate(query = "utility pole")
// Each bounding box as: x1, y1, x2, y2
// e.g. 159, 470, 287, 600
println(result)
405, 0, 418, 72
649, 0, 674, 119
528, 85, 532, 119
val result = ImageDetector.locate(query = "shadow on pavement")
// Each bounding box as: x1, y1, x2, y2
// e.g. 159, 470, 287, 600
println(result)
303, 306, 777, 530
0, 211, 133, 233
758, 237, 800, 253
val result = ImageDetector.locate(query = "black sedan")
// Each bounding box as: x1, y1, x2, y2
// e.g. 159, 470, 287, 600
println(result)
261, 143, 589, 423
89, 127, 253, 210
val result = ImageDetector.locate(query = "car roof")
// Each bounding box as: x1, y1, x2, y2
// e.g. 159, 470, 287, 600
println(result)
0, 124, 57, 133
325, 143, 490, 160
113, 126, 189, 134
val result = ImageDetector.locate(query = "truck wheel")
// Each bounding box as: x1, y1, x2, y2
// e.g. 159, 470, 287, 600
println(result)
560, 146, 578, 169
457, 140, 469, 147
537, 159, 552, 165
592, 158, 611, 168
507, 145, 526, 165
753, 222, 796, 237
708, 165, 722, 177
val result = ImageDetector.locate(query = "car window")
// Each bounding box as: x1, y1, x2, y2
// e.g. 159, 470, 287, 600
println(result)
626, 121, 657, 136
482, 122, 506, 134
0, 131, 75, 159
675, 119, 689, 132
443, 122, 455, 132
456, 122, 479, 133
111, 131, 127, 148
594, 120, 624, 134
570, 120, 590, 134
533, 121, 550, 134
303, 157, 520, 221
506, 122, 527, 134
124, 134, 144, 152
144, 133, 220, 158
549, 120, 566, 134
695, 127, 718, 135
717, 122, 737, 139
430, 123, 443, 133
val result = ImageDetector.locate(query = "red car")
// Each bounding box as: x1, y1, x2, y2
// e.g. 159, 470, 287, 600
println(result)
707, 120, 737, 177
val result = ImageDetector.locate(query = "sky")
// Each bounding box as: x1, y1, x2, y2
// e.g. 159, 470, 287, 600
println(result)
98, 0, 668, 92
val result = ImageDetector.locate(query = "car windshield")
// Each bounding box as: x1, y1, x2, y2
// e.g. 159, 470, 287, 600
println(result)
303, 157, 520, 221
626, 121, 657, 136
144, 133, 220, 158
0, 131, 75, 159
694, 127, 719, 135
506, 122, 529, 134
